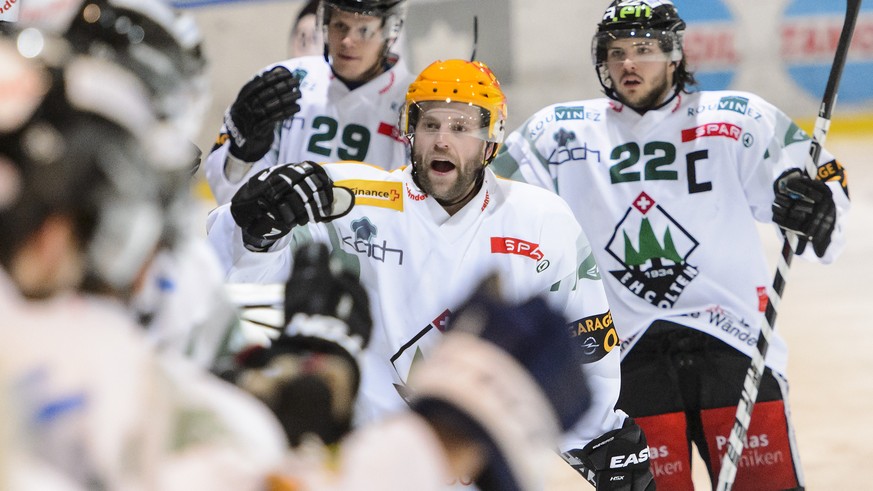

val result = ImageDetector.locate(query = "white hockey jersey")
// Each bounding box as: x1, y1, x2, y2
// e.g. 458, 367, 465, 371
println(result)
0, 274, 286, 490
207, 163, 626, 450
131, 236, 245, 369
205, 55, 413, 204
492, 91, 851, 377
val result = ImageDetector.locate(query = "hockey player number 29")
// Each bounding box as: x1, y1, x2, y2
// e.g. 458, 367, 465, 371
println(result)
610, 141, 712, 194
308, 116, 371, 160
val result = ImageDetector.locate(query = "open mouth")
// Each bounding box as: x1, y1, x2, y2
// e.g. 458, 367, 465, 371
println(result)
622, 77, 642, 88
431, 160, 456, 173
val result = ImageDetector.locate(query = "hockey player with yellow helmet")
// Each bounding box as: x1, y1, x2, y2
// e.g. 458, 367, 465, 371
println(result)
207, 58, 651, 487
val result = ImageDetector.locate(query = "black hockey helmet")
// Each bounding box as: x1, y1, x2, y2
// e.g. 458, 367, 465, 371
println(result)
592, 0, 693, 100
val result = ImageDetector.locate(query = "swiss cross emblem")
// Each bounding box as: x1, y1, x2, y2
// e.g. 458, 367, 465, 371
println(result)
633, 192, 655, 214
390, 189, 400, 201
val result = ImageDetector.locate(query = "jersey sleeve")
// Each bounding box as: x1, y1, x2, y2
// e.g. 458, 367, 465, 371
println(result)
203, 125, 281, 205
205, 202, 295, 283
491, 108, 560, 192
743, 101, 850, 264
540, 205, 625, 450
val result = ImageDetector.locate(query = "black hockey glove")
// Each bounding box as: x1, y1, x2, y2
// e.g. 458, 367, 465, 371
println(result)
224, 243, 372, 446
283, 242, 372, 355
229, 161, 353, 252
224, 66, 302, 162
563, 418, 655, 491
772, 168, 836, 257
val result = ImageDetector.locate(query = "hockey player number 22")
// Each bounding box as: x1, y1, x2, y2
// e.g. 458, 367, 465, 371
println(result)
610, 141, 713, 194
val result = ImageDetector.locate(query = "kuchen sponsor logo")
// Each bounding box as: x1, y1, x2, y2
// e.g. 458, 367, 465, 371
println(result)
490, 237, 544, 261
480, 190, 490, 211
334, 179, 403, 211
681, 122, 742, 142
341, 217, 404, 265
405, 182, 426, 201
547, 128, 603, 166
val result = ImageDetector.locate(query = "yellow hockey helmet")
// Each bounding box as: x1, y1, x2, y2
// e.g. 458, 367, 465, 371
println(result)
401, 59, 507, 151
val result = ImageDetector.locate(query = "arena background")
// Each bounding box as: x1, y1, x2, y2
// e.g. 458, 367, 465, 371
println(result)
179, 0, 871, 488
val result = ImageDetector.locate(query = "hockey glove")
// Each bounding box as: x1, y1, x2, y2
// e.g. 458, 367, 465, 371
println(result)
230, 161, 354, 252
224, 66, 302, 162
226, 243, 372, 446
283, 242, 372, 359
772, 168, 836, 257
408, 278, 591, 491
562, 418, 655, 491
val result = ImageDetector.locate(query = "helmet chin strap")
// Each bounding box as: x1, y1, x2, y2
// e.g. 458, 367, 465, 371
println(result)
410, 143, 492, 211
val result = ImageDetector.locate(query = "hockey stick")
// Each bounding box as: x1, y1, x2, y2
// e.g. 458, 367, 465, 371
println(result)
715, 1, 861, 489
470, 15, 479, 61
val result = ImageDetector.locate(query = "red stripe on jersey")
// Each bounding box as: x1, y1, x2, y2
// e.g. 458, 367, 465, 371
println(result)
378, 122, 404, 142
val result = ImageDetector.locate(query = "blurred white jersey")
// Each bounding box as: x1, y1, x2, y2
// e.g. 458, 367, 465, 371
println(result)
492, 90, 851, 377
131, 236, 244, 369
267, 414, 454, 491
207, 163, 625, 450
205, 55, 413, 204
0, 281, 286, 490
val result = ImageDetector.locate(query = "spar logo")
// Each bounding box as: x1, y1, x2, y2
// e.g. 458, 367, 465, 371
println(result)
490, 236, 550, 272
782, 1, 873, 104
679, 0, 738, 90
606, 192, 700, 308
681, 122, 742, 142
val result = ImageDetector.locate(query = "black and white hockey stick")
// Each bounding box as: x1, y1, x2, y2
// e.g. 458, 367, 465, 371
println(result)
715, 1, 862, 489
